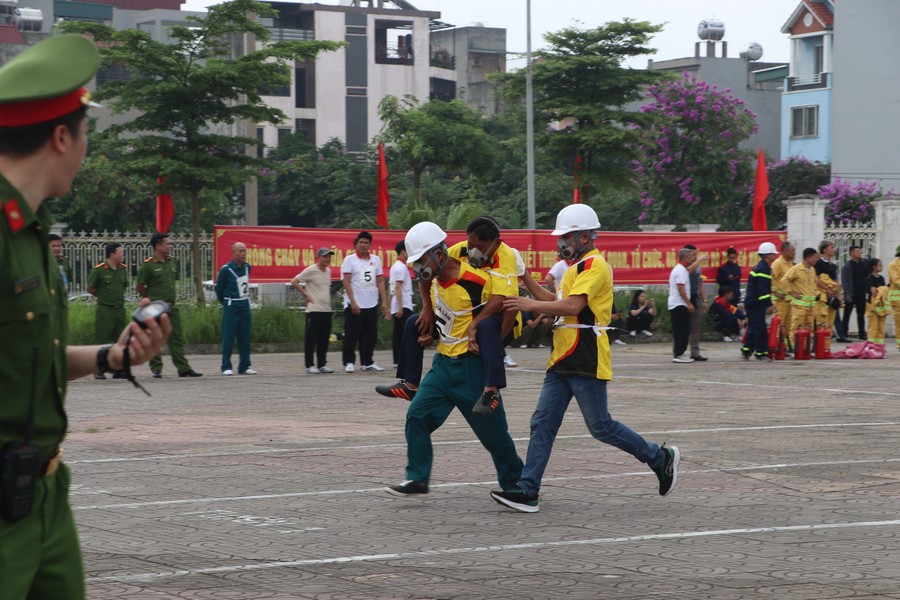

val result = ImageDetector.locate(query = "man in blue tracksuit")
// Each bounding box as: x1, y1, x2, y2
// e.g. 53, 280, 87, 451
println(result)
216, 242, 255, 375
742, 242, 778, 361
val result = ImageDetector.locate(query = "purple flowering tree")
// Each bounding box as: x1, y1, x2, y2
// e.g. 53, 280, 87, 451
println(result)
632, 74, 758, 228
818, 178, 881, 225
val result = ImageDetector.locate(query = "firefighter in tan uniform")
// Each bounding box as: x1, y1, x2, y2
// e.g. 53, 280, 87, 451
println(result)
814, 240, 843, 334
889, 246, 900, 352
782, 247, 820, 340
771, 241, 795, 328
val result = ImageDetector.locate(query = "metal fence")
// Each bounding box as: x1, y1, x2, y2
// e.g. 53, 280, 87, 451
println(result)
823, 221, 878, 266
59, 231, 214, 302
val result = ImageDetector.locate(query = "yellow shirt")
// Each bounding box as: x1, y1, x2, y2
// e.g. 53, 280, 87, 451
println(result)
431, 261, 493, 357
888, 258, 900, 302
448, 240, 519, 298
783, 263, 818, 305
546, 249, 613, 381
771, 256, 793, 297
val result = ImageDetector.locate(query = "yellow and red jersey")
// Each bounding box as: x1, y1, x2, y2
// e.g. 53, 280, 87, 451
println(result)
431, 261, 493, 357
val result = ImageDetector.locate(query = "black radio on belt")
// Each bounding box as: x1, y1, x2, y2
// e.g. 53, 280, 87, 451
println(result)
1, 347, 41, 522
1, 441, 40, 521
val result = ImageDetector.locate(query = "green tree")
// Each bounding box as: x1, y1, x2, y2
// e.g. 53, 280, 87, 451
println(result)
633, 74, 758, 228
378, 95, 498, 210
58, 0, 342, 303
767, 156, 831, 228
492, 20, 664, 203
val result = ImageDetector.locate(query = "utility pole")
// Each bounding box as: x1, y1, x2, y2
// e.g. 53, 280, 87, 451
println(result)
244, 26, 258, 225
525, 0, 536, 229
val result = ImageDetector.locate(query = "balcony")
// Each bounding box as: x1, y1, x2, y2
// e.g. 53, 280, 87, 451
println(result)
376, 43, 414, 66
429, 49, 456, 70
786, 72, 829, 92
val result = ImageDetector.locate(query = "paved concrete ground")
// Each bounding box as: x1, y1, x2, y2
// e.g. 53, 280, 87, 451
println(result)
65, 339, 900, 599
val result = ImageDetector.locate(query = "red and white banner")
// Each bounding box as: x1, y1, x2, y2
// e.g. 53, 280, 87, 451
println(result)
214, 226, 786, 285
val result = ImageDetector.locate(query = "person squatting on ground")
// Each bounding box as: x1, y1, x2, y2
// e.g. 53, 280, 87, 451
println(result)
87, 242, 129, 379
783, 248, 820, 340
292, 248, 336, 374
668, 248, 697, 363
489, 204, 680, 513
376, 217, 519, 411
716, 247, 742, 306
137, 232, 202, 378
626, 289, 656, 338
0, 35, 171, 599
890, 246, 900, 352
708, 286, 746, 341
389, 240, 413, 367
385, 222, 523, 497
341, 231, 391, 373
216, 241, 256, 376
741, 242, 777, 360
771, 241, 795, 332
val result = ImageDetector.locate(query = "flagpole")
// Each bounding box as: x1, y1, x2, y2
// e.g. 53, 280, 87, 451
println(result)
525, 0, 536, 229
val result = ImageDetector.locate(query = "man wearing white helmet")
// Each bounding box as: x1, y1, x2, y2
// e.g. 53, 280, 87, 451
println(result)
490, 204, 680, 513
386, 221, 523, 497
742, 242, 778, 360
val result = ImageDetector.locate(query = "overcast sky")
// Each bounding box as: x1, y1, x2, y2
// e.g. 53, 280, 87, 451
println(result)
180, 0, 796, 68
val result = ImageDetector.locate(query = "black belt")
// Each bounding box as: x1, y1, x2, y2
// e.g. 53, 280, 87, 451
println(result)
99, 303, 124, 309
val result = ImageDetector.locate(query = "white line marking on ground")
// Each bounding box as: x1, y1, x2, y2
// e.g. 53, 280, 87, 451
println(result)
72, 456, 900, 511
85, 518, 900, 584
66, 421, 900, 465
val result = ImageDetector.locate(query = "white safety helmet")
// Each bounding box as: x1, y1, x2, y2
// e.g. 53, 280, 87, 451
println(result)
405, 221, 447, 264
758, 242, 778, 255
551, 204, 601, 236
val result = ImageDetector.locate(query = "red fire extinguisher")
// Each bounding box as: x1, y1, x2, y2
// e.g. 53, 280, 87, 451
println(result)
814, 325, 831, 359
794, 326, 810, 360
768, 313, 782, 359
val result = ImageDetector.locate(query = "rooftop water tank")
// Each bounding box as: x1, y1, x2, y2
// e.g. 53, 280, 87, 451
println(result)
697, 20, 725, 41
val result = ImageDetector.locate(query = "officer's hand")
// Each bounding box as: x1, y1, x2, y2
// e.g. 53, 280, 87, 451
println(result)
416, 307, 435, 336
109, 314, 171, 370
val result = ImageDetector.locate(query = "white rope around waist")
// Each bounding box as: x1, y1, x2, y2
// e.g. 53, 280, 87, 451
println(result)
551, 322, 613, 336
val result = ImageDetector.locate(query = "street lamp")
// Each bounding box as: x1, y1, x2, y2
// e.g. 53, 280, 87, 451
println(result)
525, 0, 536, 229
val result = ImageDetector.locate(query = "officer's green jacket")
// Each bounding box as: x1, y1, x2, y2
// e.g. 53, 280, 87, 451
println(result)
88, 260, 128, 306
137, 255, 178, 303
0, 175, 68, 462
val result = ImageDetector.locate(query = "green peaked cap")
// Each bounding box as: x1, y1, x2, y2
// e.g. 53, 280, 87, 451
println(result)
0, 34, 100, 126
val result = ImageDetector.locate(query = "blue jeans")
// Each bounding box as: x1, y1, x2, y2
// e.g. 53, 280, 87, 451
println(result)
518, 371, 665, 495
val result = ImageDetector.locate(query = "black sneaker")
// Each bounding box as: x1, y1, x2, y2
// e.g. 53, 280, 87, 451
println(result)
490, 489, 540, 513
690, 355, 708, 361
740, 348, 751, 360
655, 444, 681, 497
112, 372, 127, 379
472, 390, 500, 416
386, 480, 429, 497
376, 380, 417, 401
152, 370, 162, 378
178, 370, 203, 377
94, 372, 106, 380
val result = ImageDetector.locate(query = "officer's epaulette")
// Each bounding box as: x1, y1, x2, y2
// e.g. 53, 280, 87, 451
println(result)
95, 262, 107, 269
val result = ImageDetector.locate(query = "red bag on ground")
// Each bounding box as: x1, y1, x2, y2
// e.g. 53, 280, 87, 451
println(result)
831, 341, 886, 359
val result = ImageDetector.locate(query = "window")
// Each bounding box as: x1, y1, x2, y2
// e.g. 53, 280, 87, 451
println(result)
295, 63, 315, 108
375, 20, 414, 65
295, 119, 316, 144
256, 127, 265, 158
277, 128, 292, 146
814, 45, 824, 74
791, 105, 819, 138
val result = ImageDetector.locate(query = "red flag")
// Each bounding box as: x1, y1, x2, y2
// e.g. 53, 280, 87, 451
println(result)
156, 177, 174, 233
573, 154, 583, 204
752, 149, 769, 231
376, 143, 390, 228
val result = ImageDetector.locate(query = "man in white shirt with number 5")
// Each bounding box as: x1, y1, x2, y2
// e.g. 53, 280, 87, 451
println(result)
342, 231, 391, 372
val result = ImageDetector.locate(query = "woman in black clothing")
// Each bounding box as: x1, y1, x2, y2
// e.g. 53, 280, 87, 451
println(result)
627, 289, 657, 337
866, 259, 885, 302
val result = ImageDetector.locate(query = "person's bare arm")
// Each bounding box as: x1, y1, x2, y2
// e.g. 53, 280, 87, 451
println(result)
342, 273, 359, 315
67, 315, 171, 380
521, 271, 555, 301
504, 294, 587, 318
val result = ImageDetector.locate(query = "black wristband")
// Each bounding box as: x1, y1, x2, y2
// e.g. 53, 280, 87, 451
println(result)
96, 344, 115, 374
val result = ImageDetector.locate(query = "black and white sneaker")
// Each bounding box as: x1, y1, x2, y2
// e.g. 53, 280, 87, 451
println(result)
386, 480, 429, 497
654, 444, 681, 497
490, 489, 540, 513
472, 390, 499, 416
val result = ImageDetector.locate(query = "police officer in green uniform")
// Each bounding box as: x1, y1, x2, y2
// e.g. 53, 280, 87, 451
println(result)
0, 34, 171, 600
87, 242, 129, 379
49, 233, 74, 292
137, 232, 202, 377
